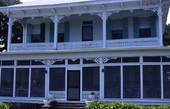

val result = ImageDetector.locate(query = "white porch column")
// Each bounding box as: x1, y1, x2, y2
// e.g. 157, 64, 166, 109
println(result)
7, 18, 13, 52
157, 7, 163, 46
102, 12, 107, 48
99, 57, 104, 100
52, 16, 59, 50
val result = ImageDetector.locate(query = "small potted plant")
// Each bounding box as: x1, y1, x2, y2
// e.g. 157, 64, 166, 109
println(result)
85, 99, 93, 107
43, 98, 51, 107
89, 92, 95, 100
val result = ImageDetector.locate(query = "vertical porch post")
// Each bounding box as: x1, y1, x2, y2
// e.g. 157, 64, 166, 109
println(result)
102, 12, 107, 48
157, 7, 163, 46
52, 16, 58, 50
99, 57, 104, 100
7, 18, 13, 52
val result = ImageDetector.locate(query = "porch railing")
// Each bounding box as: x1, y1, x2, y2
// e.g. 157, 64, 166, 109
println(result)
10, 38, 160, 52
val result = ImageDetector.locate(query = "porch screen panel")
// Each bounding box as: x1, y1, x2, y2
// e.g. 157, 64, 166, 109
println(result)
50, 68, 65, 91
123, 66, 140, 98
106, 19, 112, 40
15, 68, 29, 97
31, 68, 45, 97
83, 67, 99, 91
40, 23, 45, 42
64, 22, 69, 42
0, 68, 14, 96
104, 66, 120, 98
143, 65, 161, 98
163, 65, 170, 98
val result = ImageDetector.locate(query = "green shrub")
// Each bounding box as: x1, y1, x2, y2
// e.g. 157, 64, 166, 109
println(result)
0, 102, 9, 109
86, 101, 170, 109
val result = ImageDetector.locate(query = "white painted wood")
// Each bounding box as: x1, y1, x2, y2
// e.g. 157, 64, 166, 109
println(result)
102, 12, 106, 48
99, 57, 104, 100
53, 16, 59, 50
158, 7, 163, 46
7, 18, 13, 52
161, 64, 163, 99
121, 65, 123, 99
140, 56, 143, 99
28, 68, 31, 97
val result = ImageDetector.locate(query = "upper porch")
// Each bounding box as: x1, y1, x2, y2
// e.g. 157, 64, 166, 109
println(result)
1, 0, 169, 52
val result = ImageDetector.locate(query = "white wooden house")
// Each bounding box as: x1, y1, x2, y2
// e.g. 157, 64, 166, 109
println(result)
0, 0, 170, 105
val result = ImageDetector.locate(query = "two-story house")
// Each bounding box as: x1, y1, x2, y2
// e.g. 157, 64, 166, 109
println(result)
0, 0, 170, 105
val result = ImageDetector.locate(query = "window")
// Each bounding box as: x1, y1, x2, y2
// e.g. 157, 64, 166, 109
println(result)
143, 56, 161, 62
111, 19, 123, 39
139, 18, 151, 38
17, 60, 30, 66
0, 68, 14, 96
31, 68, 45, 97
50, 68, 65, 91
15, 68, 29, 97
83, 67, 99, 91
112, 30, 123, 39
58, 33, 64, 42
31, 60, 44, 65
143, 65, 161, 98
122, 57, 139, 63
82, 21, 93, 41
104, 66, 120, 98
139, 28, 151, 38
2, 61, 14, 66
163, 65, 170, 98
123, 66, 140, 98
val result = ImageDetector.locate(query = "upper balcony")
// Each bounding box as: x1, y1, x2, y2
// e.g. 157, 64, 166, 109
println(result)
9, 9, 161, 52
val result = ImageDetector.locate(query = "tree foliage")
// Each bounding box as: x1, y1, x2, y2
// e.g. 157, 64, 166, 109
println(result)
0, 0, 21, 51
163, 24, 170, 46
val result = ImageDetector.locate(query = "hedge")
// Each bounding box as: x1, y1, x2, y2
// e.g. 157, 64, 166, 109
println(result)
0, 102, 10, 109
86, 101, 170, 109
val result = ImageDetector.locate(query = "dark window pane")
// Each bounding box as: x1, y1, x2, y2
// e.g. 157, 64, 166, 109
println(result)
68, 59, 80, 64
31, 68, 45, 97
163, 65, 170, 98
123, 57, 139, 63
2, 61, 14, 66
0, 61, 1, 66
0, 68, 14, 96
50, 68, 65, 91
140, 28, 151, 38
112, 30, 123, 39
17, 60, 30, 65
123, 66, 140, 98
58, 33, 64, 42
143, 65, 161, 98
52, 60, 65, 65
162, 56, 170, 62
15, 68, 29, 97
82, 21, 93, 41
31, 60, 44, 65
143, 56, 161, 62
83, 67, 99, 91
104, 66, 120, 98
83, 59, 96, 64
106, 58, 121, 63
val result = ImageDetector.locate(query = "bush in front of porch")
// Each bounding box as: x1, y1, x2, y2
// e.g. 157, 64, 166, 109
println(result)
86, 101, 170, 109
0, 102, 9, 109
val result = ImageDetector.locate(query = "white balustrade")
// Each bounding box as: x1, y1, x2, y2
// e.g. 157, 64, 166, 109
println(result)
10, 38, 159, 52
82, 91, 100, 100
49, 91, 65, 99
